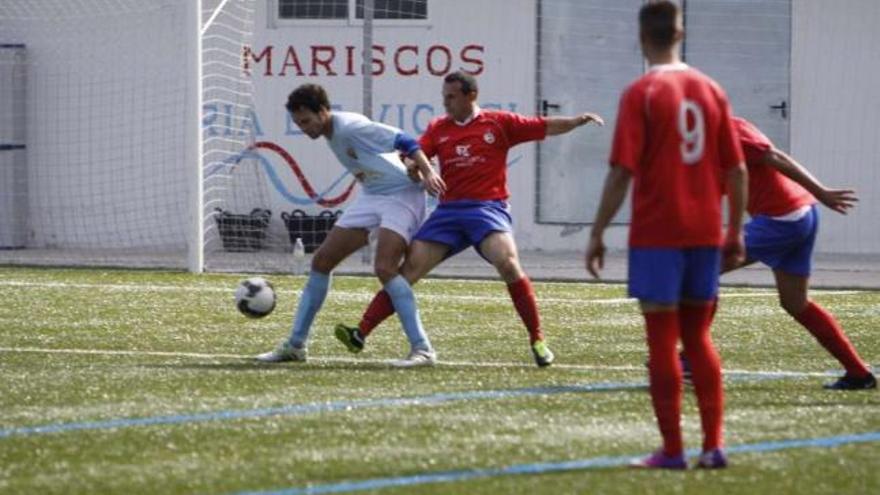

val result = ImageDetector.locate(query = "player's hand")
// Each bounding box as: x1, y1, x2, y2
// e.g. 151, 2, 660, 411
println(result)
722, 230, 745, 272
578, 113, 604, 127
406, 163, 422, 183
585, 235, 606, 279
421, 170, 447, 197
817, 188, 858, 214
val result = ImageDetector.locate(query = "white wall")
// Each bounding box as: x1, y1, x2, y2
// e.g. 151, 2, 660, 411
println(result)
792, 0, 880, 255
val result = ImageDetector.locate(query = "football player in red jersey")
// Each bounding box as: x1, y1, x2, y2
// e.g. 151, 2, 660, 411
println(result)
722, 117, 874, 390
586, 0, 746, 469
334, 70, 603, 367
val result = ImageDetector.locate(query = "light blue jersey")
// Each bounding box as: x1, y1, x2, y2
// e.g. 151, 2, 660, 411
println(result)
326, 111, 421, 195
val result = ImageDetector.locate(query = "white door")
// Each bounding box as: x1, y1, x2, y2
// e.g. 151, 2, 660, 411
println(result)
684, 0, 791, 150
536, 0, 643, 224
536, 0, 791, 224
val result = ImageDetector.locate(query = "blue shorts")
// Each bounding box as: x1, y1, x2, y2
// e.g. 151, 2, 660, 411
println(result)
413, 200, 512, 259
745, 205, 817, 277
628, 247, 721, 305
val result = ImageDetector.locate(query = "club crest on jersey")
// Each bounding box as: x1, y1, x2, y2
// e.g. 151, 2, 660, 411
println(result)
483, 131, 495, 144
455, 144, 471, 157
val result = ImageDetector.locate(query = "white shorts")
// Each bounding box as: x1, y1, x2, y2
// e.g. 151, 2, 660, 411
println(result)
335, 187, 427, 244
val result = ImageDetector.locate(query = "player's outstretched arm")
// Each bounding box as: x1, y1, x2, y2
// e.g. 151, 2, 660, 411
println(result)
763, 148, 858, 214
546, 112, 604, 136
586, 165, 631, 278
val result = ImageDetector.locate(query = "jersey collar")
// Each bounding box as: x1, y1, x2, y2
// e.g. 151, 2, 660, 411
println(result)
648, 62, 690, 72
453, 106, 481, 126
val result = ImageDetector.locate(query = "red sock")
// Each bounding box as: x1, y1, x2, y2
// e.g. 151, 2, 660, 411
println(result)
507, 277, 544, 344
795, 301, 870, 377
680, 303, 724, 452
358, 290, 395, 337
644, 311, 683, 457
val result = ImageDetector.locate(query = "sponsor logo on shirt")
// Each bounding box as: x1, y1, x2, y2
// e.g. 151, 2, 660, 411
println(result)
455, 144, 471, 157
353, 169, 382, 183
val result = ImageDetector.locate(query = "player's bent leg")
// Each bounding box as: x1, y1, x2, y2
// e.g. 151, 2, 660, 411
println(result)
257, 228, 367, 362
480, 232, 552, 366
360, 238, 447, 335
400, 239, 448, 284
479, 231, 525, 283
773, 269, 809, 316
372, 227, 409, 284
374, 228, 435, 358
310, 226, 369, 273
334, 228, 407, 354
775, 270, 875, 387
349, 239, 447, 338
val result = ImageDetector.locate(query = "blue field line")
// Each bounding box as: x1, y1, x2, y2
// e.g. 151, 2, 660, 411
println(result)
0, 382, 645, 439
234, 431, 880, 495
0, 372, 822, 440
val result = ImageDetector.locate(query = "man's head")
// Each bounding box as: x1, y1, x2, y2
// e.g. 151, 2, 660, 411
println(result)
285, 83, 332, 139
638, 1, 683, 58
442, 71, 479, 122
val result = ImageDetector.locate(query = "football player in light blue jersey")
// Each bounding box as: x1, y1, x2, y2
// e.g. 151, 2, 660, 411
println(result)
325, 111, 423, 196
257, 83, 446, 367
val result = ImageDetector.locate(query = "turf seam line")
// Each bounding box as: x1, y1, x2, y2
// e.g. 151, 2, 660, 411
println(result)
0, 346, 845, 377
0, 374, 822, 439
229, 431, 880, 495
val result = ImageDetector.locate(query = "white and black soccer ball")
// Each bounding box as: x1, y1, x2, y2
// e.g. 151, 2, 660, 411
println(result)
234, 277, 276, 318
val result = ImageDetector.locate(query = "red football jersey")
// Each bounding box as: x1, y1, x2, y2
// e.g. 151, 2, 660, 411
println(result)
733, 117, 815, 217
610, 64, 744, 247
420, 109, 547, 203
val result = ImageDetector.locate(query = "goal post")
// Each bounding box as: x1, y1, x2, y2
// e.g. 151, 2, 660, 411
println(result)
188, 0, 206, 273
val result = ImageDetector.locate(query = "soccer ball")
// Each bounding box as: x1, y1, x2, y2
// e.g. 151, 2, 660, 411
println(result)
234, 277, 276, 318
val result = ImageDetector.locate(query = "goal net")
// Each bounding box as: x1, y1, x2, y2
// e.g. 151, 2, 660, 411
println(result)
0, 1, 196, 268
0, 0, 274, 271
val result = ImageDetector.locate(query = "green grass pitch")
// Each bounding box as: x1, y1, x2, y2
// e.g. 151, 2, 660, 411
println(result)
1, 267, 878, 494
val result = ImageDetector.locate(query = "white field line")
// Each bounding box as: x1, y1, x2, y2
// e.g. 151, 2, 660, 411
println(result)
0, 346, 836, 378
0, 280, 862, 305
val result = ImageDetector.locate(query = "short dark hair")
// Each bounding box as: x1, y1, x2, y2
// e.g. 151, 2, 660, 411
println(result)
639, 1, 681, 49
285, 83, 330, 114
443, 71, 478, 95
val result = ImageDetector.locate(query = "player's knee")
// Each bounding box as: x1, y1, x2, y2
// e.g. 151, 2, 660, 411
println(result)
310, 252, 335, 274
779, 295, 807, 316
373, 262, 398, 284
400, 255, 429, 283
493, 255, 523, 281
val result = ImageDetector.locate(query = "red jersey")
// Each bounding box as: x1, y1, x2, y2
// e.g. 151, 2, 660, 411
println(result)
420, 109, 547, 203
733, 117, 815, 217
610, 64, 744, 248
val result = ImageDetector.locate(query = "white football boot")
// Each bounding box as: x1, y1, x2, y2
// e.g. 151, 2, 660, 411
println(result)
255, 341, 307, 363
390, 348, 437, 368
